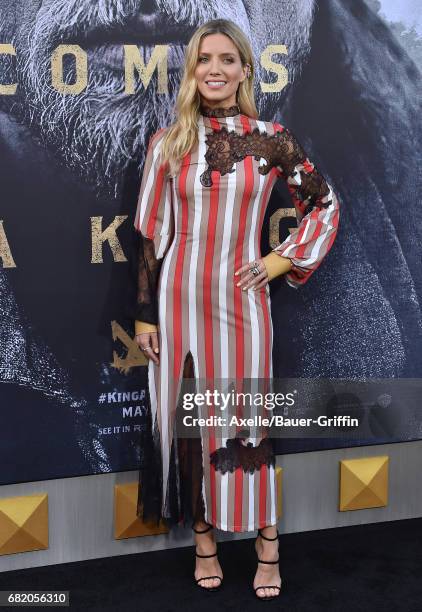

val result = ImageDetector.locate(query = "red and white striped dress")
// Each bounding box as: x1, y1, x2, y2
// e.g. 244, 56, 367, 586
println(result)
134, 104, 340, 532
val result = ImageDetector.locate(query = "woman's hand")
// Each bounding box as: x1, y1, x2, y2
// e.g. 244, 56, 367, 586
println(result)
235, 253, 295, 289
234, 258, 269, 291
135, 331, 160, 365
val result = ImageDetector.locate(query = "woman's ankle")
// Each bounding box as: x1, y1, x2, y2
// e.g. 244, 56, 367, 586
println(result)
193, 519, 212, 531
259, 525, 278, 538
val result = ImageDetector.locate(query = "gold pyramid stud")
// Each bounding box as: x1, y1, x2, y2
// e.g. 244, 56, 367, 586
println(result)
114, 483, 169, 539
339, 456, 389, 511
0, 493, 49, 556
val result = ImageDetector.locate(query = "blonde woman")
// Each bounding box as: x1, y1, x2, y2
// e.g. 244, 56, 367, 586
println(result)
134, 18, 340, 601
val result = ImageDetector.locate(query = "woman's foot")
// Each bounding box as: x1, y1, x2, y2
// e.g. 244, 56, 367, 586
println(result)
253, 525, 282, 600
193, 520, 223, 590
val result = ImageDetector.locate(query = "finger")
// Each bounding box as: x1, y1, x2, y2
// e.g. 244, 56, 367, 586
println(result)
253, 278, 268, 290
236, 270, 254, 288
140, 344, 159, 365
151, 333, 160, 355
146, 332, 160, 364
149, 348, 160, 365
243, 271, 267, 291
234, 262, 252, 277
236, 261, 266, 287
135, 332, 152, 347
135, 335, 145, 348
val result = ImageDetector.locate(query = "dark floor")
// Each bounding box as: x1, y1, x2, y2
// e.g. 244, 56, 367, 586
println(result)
0, 518, 421, 611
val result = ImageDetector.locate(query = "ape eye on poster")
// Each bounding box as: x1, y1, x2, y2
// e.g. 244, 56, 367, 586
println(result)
0, 494, 49, 556
339, 456, 389, 512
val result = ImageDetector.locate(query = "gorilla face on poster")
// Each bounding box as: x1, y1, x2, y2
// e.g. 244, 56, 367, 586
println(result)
0, 0, 313, 196
0, 0, 421, 482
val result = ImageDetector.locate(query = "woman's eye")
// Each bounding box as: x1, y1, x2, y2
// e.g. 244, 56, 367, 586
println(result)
198, 57, 234, 63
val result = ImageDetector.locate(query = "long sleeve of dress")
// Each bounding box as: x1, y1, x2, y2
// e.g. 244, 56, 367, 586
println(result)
272, 123, 340, 288
133, 128, 174, 325
134, 234, 162, 325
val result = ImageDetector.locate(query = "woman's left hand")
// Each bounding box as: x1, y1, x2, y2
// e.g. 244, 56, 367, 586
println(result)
235, 259, 269, 291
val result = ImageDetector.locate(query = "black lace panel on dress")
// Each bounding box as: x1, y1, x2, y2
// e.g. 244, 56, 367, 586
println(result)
210, 437, 275, 475
135, 234, 162, 325
201, 125, 331, 213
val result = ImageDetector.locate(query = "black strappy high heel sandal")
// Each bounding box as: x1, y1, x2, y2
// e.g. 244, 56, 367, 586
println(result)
253, 528, 283, 601
192, 521, 223, 592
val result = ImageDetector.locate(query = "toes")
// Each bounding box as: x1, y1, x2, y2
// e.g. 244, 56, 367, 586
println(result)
255, 585, 279, 599
197, 576, 221, 589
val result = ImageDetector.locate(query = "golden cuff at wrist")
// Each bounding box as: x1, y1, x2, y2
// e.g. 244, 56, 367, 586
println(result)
135, 320, 158, 335
262, 252, 293, 281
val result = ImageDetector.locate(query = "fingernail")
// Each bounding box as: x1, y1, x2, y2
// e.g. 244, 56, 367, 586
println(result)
154, 349, 159, 353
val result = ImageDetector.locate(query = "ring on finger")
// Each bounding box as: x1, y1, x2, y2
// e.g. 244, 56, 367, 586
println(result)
249, 261, 261, 277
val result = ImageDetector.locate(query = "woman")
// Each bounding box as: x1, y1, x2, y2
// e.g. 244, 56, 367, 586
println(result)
133, 18, 340, 600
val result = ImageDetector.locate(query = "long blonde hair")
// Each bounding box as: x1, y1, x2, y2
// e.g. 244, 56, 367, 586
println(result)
160, 19, 258, 176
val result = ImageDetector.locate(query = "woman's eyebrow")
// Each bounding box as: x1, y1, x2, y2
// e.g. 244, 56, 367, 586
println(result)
199, 52, 236, 56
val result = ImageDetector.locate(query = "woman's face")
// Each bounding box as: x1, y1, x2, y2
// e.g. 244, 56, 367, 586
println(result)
194, 33, 247, 108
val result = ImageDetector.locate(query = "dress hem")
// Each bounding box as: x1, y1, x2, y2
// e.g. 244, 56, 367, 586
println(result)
203, 518, 279, 533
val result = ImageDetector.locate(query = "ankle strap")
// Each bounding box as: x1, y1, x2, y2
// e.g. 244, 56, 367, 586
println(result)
195, 551, 217, 558
258, 528, 279, 541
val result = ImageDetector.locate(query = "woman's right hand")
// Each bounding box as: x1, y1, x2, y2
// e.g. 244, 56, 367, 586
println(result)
135, 331, 160, 365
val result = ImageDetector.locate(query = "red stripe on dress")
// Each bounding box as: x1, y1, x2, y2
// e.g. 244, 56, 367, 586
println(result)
205, 116, 221, 525
231, 115, 256, 530
235, 115, 254, 381
254, 131, 278, 528
146, 162, 167, 238
258, 167, 277, 380
258, 167, 277, 241
259, 463, 268, 528
173, 155, 189, 381
261, 290, 271, 381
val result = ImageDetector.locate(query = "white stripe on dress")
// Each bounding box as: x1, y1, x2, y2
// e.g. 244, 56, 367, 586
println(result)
157, 178, 179, 512
217, 116, 238, 529
192, 118, 210, 523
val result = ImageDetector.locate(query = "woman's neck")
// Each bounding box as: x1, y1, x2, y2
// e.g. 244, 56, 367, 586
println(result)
199, 101, 240, 118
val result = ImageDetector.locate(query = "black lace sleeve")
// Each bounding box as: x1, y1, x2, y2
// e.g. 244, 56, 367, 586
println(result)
135, 234, 162, 325
272, 124, 341, 288
133, 129, 174, 325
